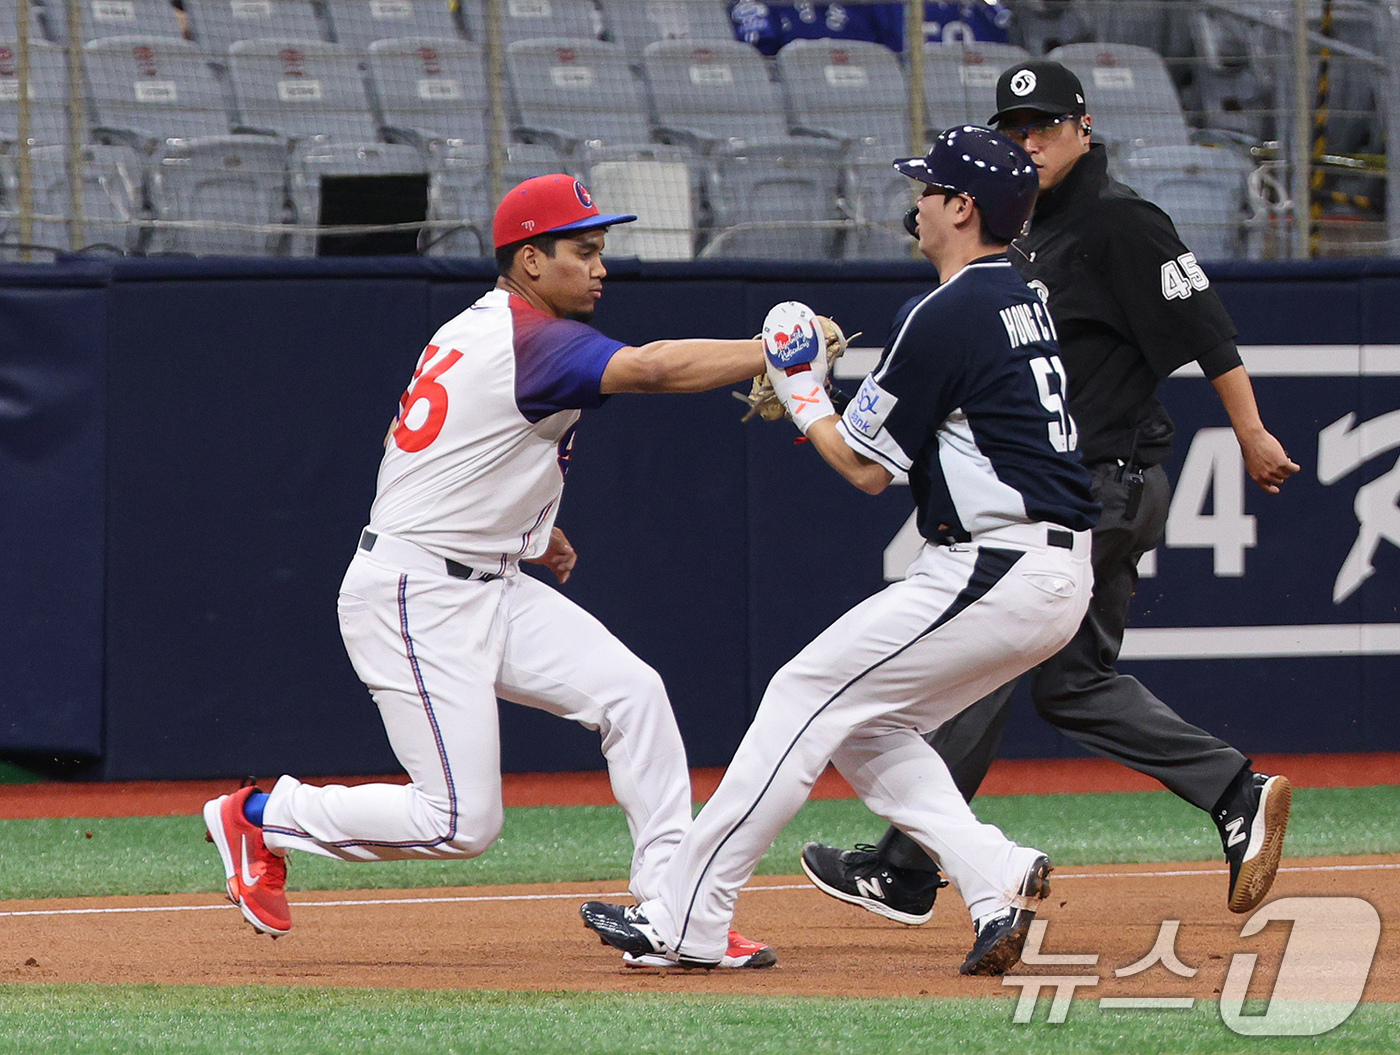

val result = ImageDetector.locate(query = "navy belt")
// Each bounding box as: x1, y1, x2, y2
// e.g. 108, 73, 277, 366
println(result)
359, 529, 503, 582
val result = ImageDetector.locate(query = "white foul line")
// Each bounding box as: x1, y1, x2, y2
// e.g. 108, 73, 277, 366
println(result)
1, 863, 1398, 920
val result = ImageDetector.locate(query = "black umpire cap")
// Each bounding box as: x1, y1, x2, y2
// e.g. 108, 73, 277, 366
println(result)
988, 60, 1087, 126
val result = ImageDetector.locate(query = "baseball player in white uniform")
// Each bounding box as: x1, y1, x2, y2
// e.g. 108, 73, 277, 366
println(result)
581, 128, 1100, 975
203, 174, 775, 967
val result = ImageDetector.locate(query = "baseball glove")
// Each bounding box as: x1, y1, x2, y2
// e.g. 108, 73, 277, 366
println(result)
734, 315, 856, 423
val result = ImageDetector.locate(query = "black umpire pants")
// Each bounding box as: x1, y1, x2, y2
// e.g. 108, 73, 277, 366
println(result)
880, 461, 1251, 873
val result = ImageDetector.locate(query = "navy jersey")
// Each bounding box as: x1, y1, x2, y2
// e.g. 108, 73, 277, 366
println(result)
836, 255, 1098, 542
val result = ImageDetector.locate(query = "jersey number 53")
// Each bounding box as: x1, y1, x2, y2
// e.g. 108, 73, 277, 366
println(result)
393, 344, 463, 453
1030, 354, 1079, 453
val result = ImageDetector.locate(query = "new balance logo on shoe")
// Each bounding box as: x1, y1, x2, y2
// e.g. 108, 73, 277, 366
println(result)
1224, 817, 1247, 849
854, 876, 885, 900
799, 842, 946, 926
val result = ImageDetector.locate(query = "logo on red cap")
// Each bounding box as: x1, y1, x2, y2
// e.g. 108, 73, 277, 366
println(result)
492, 173, 637, 250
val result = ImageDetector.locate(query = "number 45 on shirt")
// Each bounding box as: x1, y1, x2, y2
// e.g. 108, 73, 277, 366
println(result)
393, 344, 463, 452
1160, 252, 1210, 301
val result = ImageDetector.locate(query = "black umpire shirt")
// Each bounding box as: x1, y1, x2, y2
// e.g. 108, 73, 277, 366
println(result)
1012, 144, 1242, 469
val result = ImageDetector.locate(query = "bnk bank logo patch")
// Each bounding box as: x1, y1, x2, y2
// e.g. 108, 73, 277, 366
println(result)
846, 375, 897, 438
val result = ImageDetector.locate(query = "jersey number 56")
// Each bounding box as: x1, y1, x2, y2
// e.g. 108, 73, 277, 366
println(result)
393, 344, 463, 453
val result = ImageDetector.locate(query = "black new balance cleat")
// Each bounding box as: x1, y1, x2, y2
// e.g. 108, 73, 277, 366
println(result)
800, 842, 948, 925
960, 853, 1052, 976
1214, 771, 1292, 913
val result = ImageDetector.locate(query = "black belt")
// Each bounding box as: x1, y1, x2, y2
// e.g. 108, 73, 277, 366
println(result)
937, 526, 1075, 549
359, 529, 503, 582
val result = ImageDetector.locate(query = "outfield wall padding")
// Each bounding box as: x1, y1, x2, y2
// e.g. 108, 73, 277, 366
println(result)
0, 257, 1396, 779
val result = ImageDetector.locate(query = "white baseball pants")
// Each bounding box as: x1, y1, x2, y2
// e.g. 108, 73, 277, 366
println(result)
640, 524, 1093, 963
261, 534, 692, 904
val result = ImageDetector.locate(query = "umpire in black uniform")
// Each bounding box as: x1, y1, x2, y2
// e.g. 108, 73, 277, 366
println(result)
802, 60, 1300, 922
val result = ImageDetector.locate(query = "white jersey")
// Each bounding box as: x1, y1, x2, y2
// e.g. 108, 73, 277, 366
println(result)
368, 287, 624, 567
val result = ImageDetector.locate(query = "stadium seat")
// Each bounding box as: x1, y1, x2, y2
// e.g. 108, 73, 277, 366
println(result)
51, 0, 187, 45
643, 38, 791, 148
424, 140, 562, 256
0, 40, 75, 147
458, 0, 600, 46
4, 0, 60, 44
5, 143, 150, 255
1180, 0, 1276, 143
1006, 0, 1094, 56
228, 38, 382, 141
701, 137, 845, 259
86, 36, 235, 145
1050, 42, 1191, 155
922, 40, 1029, 134
323, 0, 465, 51
578, 146, 696, 259
368, 37, 488, 147
229, 37, 425, 256
150, 132, 295, 254
600, 0, 734, 57
1117, 142, 1249, 261
288, 137, 428, 255
507, 38, 654, 153
777, 39, 909, 149
1072, 0, 1173, 53
844, 146, 916, 259
185, 0, 327, 56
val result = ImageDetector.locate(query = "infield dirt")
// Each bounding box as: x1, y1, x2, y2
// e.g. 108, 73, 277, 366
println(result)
3, 856, 1396, 1001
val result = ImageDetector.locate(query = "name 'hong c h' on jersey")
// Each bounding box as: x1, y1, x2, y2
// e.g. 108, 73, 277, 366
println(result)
368, 287, 623, 568
836, 255, 1098, 543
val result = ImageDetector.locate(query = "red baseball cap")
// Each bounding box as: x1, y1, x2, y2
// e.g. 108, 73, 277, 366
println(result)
492, 174, 637, 249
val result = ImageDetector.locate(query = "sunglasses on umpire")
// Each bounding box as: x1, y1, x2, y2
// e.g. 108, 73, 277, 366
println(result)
998, 113, 1079, 144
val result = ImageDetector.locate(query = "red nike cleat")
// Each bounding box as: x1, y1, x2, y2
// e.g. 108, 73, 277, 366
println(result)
721, 928, 777, 968
203, 785, 291, 936
618, 924, 778, 969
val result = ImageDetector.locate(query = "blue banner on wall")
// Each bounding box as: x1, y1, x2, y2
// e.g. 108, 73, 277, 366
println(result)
0, 258, 1396, 778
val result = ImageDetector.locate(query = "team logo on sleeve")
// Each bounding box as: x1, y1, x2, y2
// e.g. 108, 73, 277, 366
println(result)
844, 375, 898, 439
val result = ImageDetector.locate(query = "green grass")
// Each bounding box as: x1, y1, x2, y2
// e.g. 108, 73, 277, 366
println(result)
4, 786, 1396, 1054
2, 786, 1397, 901
0, 986, 1393, 1055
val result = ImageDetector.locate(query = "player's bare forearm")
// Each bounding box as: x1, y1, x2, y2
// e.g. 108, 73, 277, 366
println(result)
600, 339, 764, 394
805, 417, 894, 494
1210, 365, 1300, 493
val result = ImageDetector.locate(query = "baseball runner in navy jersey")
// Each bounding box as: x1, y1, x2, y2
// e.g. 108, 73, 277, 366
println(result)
803, 60, 1299, 927
581, 128, 1099, 975
201, 174, 776, 967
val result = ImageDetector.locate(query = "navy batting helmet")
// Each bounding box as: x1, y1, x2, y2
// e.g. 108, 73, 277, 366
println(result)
893, 126, 1038, 243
